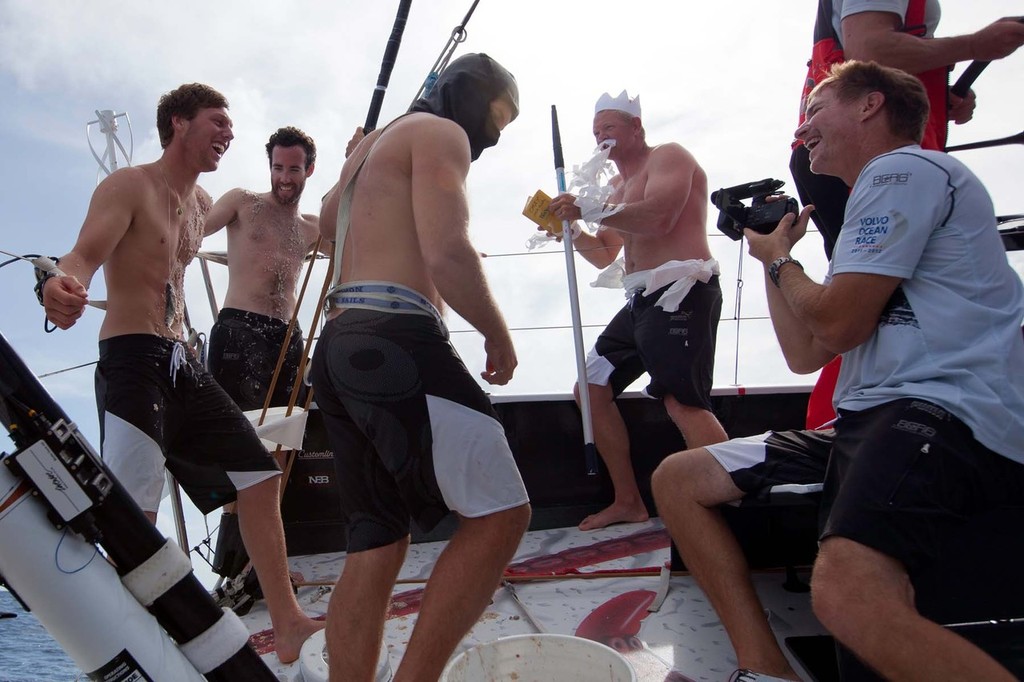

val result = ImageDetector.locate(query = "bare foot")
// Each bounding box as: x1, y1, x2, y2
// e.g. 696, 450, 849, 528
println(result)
275, 615, 325, 664
578, 502, 649, 531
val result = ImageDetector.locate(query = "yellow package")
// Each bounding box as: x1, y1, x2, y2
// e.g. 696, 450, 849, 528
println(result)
522, 190, 564, 235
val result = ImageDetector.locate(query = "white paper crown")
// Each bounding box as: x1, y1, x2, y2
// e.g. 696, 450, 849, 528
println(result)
595, 90, 641, 118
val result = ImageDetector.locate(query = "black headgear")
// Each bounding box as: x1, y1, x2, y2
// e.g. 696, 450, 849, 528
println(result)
409, 53, 519, 161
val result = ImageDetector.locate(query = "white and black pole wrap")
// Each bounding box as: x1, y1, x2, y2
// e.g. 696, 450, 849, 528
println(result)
0, 332, 277, 681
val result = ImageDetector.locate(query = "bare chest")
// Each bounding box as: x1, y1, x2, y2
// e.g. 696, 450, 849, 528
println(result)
125, 195, 207, 270
238, 195, 308, 258
611, 172, 649, 204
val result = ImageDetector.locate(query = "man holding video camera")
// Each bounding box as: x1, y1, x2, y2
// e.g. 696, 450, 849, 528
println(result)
652, 60, 1024, 681
791, 1, 1024, 448
547, 91, 728, 531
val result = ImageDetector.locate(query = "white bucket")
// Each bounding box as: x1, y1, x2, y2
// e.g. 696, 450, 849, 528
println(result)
299, 630, 391, 682
440, 634, 637, 682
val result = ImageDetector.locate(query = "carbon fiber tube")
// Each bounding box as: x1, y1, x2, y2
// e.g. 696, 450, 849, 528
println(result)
0, 331, 276, 681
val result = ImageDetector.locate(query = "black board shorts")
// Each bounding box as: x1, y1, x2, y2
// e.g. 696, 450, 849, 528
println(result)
707, 399, 1024, 575
208, 307, 306, 412
310, 304, 529, 553
585, 277, 721, 410
96, 334, 280, 514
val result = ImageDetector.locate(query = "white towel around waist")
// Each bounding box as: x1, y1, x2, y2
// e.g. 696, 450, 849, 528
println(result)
594, 258, 720, 311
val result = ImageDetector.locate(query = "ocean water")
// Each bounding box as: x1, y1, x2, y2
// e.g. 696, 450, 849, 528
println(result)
0, 590, 82, 682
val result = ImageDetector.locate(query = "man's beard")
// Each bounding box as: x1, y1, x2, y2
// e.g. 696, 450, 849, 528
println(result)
272, 180, 304, 205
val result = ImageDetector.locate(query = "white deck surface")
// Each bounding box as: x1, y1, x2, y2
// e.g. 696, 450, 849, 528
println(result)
240, 519, 827, 681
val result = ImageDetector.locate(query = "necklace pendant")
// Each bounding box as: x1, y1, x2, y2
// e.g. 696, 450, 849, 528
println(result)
176, 207, 183, 216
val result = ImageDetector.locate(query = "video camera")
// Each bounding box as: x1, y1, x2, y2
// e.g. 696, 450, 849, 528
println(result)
711, 178, 799, 241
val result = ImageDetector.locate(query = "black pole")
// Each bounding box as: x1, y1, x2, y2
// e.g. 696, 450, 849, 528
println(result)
364, 0, 414, 133
946, 129, 1024, 152
551, 106, 565, 171
950, 60, 989, 99
949, 18, 1024, 98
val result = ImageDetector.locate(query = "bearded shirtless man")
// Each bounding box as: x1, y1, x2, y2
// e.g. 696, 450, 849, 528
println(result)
40, 83, 321, 664
311, 53, 531, 681
204, 127, 319, 412
548, 91, 728, 531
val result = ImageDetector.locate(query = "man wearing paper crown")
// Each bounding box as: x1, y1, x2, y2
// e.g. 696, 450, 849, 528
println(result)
548, 90, 728, 531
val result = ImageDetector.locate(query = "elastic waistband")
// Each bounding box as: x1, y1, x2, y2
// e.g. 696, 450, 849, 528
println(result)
98, 334, 184, 359
216, 307, 296, 331
324, 281, 442, 325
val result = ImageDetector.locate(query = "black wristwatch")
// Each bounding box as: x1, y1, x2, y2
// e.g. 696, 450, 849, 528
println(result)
768, 256, 803, 288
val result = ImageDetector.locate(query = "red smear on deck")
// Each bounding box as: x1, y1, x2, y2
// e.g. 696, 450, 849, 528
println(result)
575, 590, 655, 647
576, 590, 697, 682
251, 526, 669, 655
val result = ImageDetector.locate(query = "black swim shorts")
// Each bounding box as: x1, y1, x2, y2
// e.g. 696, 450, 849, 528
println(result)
585, 276, 722, 410
309, 305, 528, 553
96, 334, 280, 514
208, 308, 306, 412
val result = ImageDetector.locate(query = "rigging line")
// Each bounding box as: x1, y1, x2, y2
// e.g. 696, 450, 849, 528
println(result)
733, 236, 746, 386
306, 311, 773, 338
481, 244, 625, 259
35, 360, 98, 378
34, 313, 774, 382
445, 314, 773, 336
411, 0, 481, 104
477, 228, 822, 260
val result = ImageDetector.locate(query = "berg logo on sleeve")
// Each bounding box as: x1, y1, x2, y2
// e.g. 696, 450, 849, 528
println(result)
871, 171, 912, 187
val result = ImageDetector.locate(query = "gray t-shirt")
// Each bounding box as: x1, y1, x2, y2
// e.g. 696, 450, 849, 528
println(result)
834, 0, 940, 40
830, 146, 1024, 463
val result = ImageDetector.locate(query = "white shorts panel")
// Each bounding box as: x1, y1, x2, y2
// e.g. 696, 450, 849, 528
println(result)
102, 411, 166, 513
427, 394, 529, 518
584, 346, 615, 386
705, 431, 771, 474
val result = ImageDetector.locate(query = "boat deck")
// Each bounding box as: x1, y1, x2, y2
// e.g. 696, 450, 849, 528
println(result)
241, 519, 828, 681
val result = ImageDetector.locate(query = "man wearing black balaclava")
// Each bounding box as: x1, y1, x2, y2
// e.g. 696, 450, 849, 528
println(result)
312, 53, 530, 681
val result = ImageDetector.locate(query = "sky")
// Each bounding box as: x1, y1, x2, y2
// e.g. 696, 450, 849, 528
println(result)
1, 1, 1022, 585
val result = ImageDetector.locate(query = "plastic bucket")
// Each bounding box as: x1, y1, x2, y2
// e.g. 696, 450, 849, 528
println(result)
299, 630, 391, 682
440, 634, 636, 682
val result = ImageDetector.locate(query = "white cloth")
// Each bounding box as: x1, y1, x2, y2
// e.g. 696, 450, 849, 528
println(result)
244, 406, 309, 452
591, 257, 627, 289
593, 258, 720, 312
